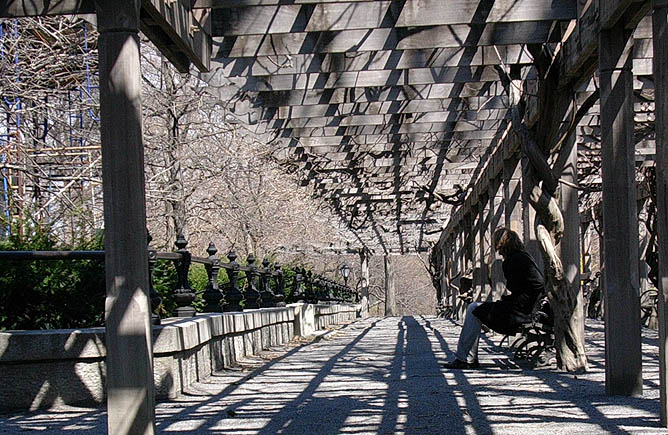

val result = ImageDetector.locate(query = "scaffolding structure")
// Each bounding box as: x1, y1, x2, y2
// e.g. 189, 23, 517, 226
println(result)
0, 17, 102, 242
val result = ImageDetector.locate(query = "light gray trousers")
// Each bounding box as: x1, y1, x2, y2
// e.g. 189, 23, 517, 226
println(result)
455, 301, 483, 363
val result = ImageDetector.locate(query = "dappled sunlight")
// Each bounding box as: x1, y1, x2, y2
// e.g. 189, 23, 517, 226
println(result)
154, 317, 662, 433
0, 317, 664, 433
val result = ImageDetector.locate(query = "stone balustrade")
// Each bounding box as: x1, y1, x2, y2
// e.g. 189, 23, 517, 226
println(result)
0, 303, 360, 412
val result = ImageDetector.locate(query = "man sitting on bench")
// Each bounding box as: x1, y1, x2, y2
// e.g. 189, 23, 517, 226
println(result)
444, 227, 545, 369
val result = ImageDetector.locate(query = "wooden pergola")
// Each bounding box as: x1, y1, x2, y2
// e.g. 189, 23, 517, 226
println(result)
3, 0, 668, 433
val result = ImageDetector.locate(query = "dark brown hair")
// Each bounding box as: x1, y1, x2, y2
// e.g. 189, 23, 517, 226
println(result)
492, 228, 525, 257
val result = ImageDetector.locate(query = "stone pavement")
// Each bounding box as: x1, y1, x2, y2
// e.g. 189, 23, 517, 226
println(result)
0, 317, 666, 434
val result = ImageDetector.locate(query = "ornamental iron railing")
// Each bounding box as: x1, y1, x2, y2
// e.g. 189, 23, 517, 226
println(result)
0, 232, 357, 325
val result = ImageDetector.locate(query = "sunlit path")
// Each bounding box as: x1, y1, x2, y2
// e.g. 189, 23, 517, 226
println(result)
0, 317, 663, 434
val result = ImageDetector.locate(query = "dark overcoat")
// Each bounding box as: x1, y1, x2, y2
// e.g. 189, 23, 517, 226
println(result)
472, 250, 545, 335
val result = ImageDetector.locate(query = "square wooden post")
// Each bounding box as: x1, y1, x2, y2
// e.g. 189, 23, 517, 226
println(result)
476, 197, 489, 301
455, 224, 465, 316
464, 211, 474, 275
490, 175, 505, 299
384, 253, 397, 316
599, 20, 642, 396
445, 239, 454, 306
652, 0, 668, 424
503, 156, 523, 233
96, 1, 155, 433
359, 248, 370, 317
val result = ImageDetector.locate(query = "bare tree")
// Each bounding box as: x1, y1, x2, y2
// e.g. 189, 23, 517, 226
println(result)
140, 42, 354, 258
0, 18, 354, 262
0, 17, 101, 243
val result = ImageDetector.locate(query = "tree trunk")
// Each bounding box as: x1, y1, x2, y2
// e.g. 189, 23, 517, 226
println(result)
505, 74, 588, 372
162, 59, 186, 241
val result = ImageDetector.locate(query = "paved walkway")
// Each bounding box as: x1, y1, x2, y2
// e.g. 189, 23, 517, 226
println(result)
0, 317, 665, 434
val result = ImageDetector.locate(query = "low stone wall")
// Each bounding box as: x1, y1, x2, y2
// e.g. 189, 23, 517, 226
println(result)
0, 303, 360, 413
315, 303, 360, 329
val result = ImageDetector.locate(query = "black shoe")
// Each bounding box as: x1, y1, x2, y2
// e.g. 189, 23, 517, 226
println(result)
443, 359, 479, 369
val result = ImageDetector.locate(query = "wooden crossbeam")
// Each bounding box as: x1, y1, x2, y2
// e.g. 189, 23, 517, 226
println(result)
256, 81, 524, 107
276, 108, 510, 125
140, 0, 210, 72
328, 186, 455, 197
277, 125, 504, 139
296, 148, 483, 161
276, 129, 503, 146
228, 65, 534, 92
309, 168, 480, 182
213, 46, 534, 77
211, 22, 558, 57
270, 113, 507, 130
197, 0, 379, 6
274, 97, 510, 119
244, 57, 645, 112
216, 37, 650, 79
308, 149, 656, 173
300, 146, 484, 162
313, 176, 465, 191
288, 146, 486, 166
208, 0, 575, 36
303, 157, 481, 170
272, 96, 655, 121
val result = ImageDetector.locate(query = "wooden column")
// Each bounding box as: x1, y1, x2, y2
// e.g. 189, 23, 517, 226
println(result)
464, 212, 474, 274
447, 239, 455, 309
457, 223, 465, 276
455, 225, 465, 316
490, 175, 505, 299
359, 248, 370, 317
478, 193, 490, 301
469, 204, 479, 298
384, 254, 396, 316
599, 20, 642, 396
471, 201, 482, 301
96, 1, 155, 433
504, 156, 523, 233
439, 244, 448, 306
490, 176, 504, 234
652, 0, 668, 423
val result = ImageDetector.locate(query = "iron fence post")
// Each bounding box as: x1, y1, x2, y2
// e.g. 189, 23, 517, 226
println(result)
274, 262, 286, 307
260, 258, 275, 308
173, 233, 196, 317
302, 269, 311, 302
318, 277, 328, 302
245, 253, 261, 309
203, 242, 222, 312
331, 280, 338, 303
293, 267, 305, 302
223, 251, 243, 312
